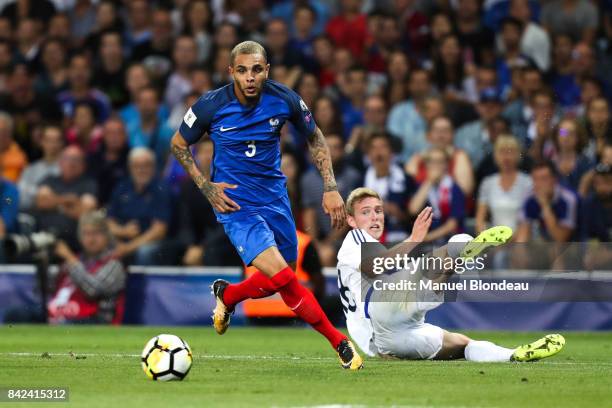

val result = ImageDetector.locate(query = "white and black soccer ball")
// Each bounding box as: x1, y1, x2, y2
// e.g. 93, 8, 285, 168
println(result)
141, 334, 193, 381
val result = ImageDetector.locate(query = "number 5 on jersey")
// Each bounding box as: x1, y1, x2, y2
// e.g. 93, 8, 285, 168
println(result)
245, 140, 256, 157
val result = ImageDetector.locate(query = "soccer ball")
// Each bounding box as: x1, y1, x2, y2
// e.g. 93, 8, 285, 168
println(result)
141, 334, 193, 381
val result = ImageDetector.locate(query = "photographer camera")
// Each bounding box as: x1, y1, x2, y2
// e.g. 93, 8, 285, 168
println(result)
4, 211, 126, 324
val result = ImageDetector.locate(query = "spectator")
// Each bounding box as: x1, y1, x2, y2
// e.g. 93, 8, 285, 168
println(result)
92, 31, 128, 108
366, 12, 401, 74
0, 111, 28, 183
266, 18, 304, 78
384, 50, 411, 107
337, 65, 367, 139
326, 0, 368, 60
364, 132, 415, 243
34, 38, 69, 99
68, 0, 98, 45
125, 0, 151, 49
312, 34, 336, 88
386, 69, 434, 162
282, 149, 303, 221
119, 64, 167, 126
57, 54, 112, 124
291, 4, 318, 68
18, 124, 63, 210
124, 87, 174, 168
581, 163, 612, 270
579, 143, 612, 197
495, 17, 533, 96
5, 211, 126, 324
432, 34, 472, 102
455, 88, 505, 170
541, 0, 598, 44
164, 35, 197, 112
270, 0, 331, 36
516, 160, 578, 243
65, 102, 103, 153
503, 0, 551, 72
526, 90, 559, 158
455, 0, 495, 65
130, 8, 174, 82
0, 0, 56, 26
547, 118, 594, 191
313, 95, 343, 137
409, 146, 465, 244
0, 63, 62, 159
107, 147, 171, 265
406, 115, 474, 195
87, 117, 129, 206
583, 97, 612, 162
181, 0, 213, 64
301, 133, 361, 265
503, 66, 543, 140
549, 34, 582, 111
581, 163, 612, 243
83, 1, 123, 55
476, 135, 532, 233
296, 72, 320, 113
346, 95, 388, 161
47, 13, 72, 46
394, 0, 429, 60
178, 139, 241, 267
34, 146, 98, 249
14, 18, 42, 71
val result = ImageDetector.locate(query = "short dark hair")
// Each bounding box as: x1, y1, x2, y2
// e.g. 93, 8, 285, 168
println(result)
531, 160, 558, 178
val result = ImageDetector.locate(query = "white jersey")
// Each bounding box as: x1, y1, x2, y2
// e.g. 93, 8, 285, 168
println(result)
336, 229, 379, 357
337, 228, 446, 360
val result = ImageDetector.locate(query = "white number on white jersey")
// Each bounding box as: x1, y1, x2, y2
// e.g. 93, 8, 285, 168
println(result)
245, 141, 256, 157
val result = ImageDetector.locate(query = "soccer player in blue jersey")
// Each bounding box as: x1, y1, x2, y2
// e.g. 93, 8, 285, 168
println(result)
170, 41, 363, 370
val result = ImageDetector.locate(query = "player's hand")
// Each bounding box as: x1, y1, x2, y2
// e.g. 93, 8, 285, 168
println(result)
201, 181, 241, 213
322, 190, 346, 229
409, 206, 433, 243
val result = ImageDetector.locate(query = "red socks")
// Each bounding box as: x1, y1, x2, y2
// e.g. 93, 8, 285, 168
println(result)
222, 266, 346, 349
222, 271, 275, 306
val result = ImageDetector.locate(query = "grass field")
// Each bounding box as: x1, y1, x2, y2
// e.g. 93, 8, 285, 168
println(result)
0, 325, 610, 408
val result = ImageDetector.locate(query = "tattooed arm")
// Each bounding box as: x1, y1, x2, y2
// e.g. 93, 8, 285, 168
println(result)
170, 132, 240, 213
306, 126, 346, 229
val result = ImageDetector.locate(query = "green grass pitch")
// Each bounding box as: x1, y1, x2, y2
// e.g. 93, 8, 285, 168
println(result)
0, 325, 611, 408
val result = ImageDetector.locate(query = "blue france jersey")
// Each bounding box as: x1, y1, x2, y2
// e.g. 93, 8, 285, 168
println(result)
178, 80, 316, 206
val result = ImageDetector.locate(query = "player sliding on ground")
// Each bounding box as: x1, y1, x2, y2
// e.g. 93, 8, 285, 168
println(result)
170, 41, 362, 370
337, 187, 565, 362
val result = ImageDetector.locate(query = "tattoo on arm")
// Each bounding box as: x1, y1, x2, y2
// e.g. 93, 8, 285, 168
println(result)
307, 127, 337, 192
171, 142, 221, 201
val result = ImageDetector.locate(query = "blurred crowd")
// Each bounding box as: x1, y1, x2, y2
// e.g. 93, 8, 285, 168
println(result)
0, 0, 610, 271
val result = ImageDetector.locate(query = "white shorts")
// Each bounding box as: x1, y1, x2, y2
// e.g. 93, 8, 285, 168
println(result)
373, 322, 444, 360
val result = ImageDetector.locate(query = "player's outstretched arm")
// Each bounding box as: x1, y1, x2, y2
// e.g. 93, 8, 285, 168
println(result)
307, 126, 346, 229
170, 131, 240, 213
360, 207, 433, 278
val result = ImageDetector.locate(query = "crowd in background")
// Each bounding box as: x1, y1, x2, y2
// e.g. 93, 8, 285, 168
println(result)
0, 0, 610, 270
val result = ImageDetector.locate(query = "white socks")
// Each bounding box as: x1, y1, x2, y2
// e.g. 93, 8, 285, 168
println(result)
464, 340, 515, 362
446, 234, 474, 258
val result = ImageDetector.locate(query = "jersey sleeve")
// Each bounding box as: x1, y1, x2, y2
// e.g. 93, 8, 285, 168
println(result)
178, 92, 218, 145
337, 229, 382, 270
284, 88, 317, 139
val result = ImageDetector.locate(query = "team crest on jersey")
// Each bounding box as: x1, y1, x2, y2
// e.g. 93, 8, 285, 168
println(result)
269, 117, 280, 127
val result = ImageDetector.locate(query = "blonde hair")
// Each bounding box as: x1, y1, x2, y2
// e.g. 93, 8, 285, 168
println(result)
78, 210, 112, 241
230, 41, 267, 66
346, 187, 381, 216
494, 134, 521, 153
